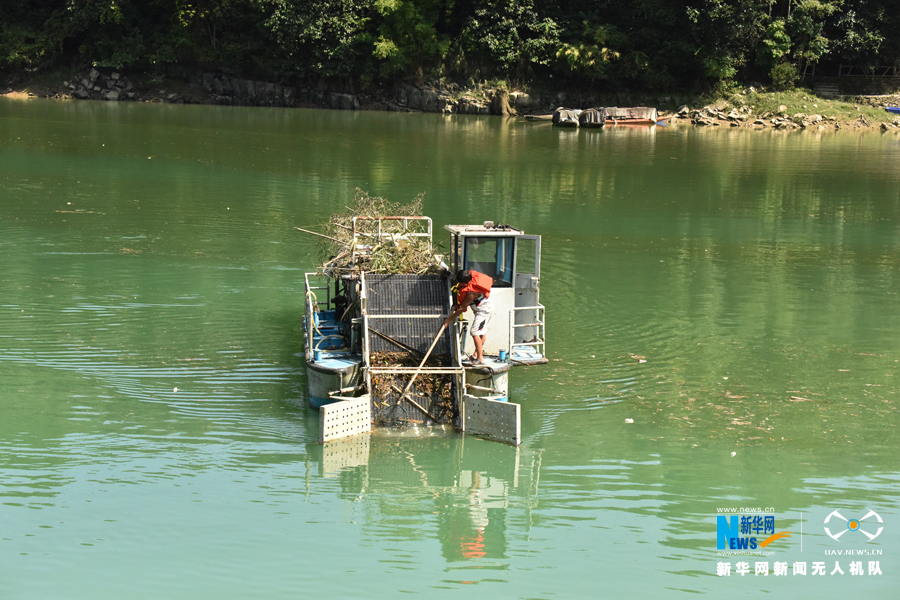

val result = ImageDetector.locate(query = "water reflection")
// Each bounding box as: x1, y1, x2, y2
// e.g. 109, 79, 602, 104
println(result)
309, 432, 541, 563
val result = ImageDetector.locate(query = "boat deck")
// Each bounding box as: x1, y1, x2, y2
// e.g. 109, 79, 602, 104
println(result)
511, 345, 549, 365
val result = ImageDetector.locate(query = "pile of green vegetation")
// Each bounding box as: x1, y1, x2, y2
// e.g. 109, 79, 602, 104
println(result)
317, 189, 444, 276
3, 1, 899, 95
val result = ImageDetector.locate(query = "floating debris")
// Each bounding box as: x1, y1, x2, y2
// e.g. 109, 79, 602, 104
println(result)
369, 352, 455, 427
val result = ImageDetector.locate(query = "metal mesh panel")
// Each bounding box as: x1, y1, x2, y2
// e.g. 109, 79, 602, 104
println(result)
365, 274, 451, 356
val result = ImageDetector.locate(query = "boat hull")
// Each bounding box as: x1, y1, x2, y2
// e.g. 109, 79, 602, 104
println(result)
607, 118, 662, 126
307, 357, 362, 408
606, 106, 660, 126
464, 359, 511, 402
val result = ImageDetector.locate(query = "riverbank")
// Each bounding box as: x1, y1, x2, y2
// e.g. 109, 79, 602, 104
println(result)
680, 88, 900, 132
4, 68, 900, 132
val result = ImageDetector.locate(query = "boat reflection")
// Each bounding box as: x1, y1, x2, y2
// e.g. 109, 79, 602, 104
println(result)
306, 430, 541, 562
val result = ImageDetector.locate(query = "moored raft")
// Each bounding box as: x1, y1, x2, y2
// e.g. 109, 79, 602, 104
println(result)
552, 107, 581, 127
579, 107, 607, 128
606, 106, 660, 125
547, 106, 663, 127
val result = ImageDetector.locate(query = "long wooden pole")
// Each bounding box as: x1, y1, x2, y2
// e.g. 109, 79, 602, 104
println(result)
390, 385, 440, 421
368, 327, 424, 360
398, 323, 447, 402
293, 227, 343, 243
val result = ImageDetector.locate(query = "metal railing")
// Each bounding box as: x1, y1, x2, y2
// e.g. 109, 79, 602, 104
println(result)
509, 304, 546, 358
349, 216, 434, 275
838, 65, 900, 78
304, 272, 333, 358
351, 216, 433, 240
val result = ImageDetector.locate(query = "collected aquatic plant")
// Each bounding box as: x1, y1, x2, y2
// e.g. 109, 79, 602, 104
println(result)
311, 189, 445, 276
370, 351, 456, 426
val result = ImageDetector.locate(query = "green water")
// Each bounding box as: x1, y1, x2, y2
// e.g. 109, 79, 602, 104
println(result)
1, 98, 898, 598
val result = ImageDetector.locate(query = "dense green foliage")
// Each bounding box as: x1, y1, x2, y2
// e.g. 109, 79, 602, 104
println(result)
769, 61, 799, 90
1, 0, 898, 90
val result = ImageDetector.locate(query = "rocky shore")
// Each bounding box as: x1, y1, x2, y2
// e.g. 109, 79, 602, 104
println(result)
3, 68, 550, 115
682, 97, 900, 131
4, 68, 900, 132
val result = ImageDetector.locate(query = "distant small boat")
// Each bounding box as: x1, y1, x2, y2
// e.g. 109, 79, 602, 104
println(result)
579, 108, 607, 128
606, 106, 661, 126
886, 107, 900, 115
552, 107, 581, 127
545, 106, 666, 127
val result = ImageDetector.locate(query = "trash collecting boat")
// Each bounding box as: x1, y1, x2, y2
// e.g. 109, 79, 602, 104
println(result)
302, 212, 546, 446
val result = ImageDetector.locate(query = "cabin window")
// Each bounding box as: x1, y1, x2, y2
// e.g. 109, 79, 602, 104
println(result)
515, 237, 537, 275
463, 237, 514, 287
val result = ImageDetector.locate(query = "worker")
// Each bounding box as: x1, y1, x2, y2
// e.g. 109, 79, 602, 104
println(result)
444, 269, 493, 364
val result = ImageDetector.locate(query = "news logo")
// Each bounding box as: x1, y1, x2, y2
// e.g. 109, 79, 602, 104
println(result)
824, 509, 883, 542
717, 514, 791, 550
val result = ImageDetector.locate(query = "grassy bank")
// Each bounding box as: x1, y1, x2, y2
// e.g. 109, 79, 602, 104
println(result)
686, 87, 900, 130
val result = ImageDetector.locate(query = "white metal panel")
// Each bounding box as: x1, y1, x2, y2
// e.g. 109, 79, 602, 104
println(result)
319, 395, 372, 442
461, 395, 521, 445
514, 236, 540, 302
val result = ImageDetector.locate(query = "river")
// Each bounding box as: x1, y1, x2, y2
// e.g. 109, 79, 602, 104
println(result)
1, 98, 898, 598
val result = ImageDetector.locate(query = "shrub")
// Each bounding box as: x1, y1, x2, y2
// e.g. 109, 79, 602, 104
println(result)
770, 62, 798, 91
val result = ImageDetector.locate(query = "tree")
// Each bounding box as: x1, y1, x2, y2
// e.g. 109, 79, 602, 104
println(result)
263, 0, 373, 78
552, 22, 620, 81
759, 18, 792, 70
686, 1, 770, 82
787, 0, 842, 76
460, 0, 560, 83
368, 0, 450, 78
830, 6, 884, 65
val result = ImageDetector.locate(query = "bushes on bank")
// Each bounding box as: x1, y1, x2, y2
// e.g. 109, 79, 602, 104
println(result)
770, 63, 799, 91
1, 1, 897, 93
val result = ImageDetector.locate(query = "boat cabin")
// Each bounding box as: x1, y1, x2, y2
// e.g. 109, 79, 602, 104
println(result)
445, 223, 546, 365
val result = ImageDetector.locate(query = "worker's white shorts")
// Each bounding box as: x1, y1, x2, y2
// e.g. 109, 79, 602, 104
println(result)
470, 298, 493, 335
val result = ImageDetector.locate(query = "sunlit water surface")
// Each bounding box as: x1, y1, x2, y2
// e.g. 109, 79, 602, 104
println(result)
1, 98, 899, 598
